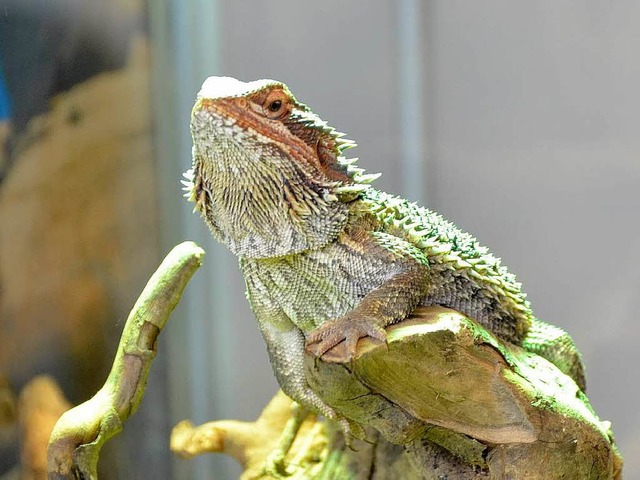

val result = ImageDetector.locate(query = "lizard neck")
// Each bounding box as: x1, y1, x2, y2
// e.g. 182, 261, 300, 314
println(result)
192, 158, 351, 258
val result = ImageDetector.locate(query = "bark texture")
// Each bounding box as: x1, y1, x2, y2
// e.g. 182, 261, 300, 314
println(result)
173, 306, 622, 479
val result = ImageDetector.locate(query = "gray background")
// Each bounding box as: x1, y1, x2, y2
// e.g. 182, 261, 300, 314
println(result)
151, 1, 639, 478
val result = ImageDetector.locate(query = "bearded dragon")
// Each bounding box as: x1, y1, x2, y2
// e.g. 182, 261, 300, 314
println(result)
183, 76, 586, 426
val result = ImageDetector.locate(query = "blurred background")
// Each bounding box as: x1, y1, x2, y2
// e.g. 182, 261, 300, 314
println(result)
0, 0, 638, 478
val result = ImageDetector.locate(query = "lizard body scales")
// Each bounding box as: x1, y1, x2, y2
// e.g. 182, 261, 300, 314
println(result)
184, 76, 585, 422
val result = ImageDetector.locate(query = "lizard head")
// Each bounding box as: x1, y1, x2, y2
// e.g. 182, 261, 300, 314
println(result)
186, 76, 379, 258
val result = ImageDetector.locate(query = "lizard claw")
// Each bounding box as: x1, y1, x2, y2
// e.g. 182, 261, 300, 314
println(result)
305, 314, 387, 362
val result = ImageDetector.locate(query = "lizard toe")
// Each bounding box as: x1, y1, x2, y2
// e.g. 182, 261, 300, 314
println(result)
305, 315, 388, 361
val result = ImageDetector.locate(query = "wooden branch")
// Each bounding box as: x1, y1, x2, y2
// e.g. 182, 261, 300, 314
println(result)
171, 391, 328, 479
173, 306, 622, 479
310, 306, 623, 478
47, 241, 205, 479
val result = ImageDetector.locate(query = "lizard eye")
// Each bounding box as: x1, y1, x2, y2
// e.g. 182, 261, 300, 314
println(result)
268, 100, 282, 112
263, 90, 288, 119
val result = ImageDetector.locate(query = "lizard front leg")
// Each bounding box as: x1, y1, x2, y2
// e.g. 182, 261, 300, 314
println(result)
244, 264, 346, 420
305, 231, 430, 361
255, 310, 351, 471
260, 319, 338, 420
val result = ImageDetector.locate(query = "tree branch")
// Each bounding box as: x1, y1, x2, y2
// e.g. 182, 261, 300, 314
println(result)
172, 306, 623, 479
47, 241, 205, 479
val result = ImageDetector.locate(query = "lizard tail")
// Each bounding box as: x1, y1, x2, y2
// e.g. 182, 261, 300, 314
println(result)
522, 318, 587, 392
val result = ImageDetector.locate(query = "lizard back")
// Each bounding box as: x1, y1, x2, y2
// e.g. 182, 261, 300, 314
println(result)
358, 188, 532, 344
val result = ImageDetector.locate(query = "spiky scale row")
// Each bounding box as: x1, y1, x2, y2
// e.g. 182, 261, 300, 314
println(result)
181, 169, 196, 203
361, 189, 532, 318
290, 108, 357, 154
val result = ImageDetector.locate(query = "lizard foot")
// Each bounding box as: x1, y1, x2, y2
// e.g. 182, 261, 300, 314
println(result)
339, 417, 372, 450
305, 314, 387, 362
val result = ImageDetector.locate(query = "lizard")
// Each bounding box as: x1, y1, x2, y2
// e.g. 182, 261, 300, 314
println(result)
183, 76, 586, 430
